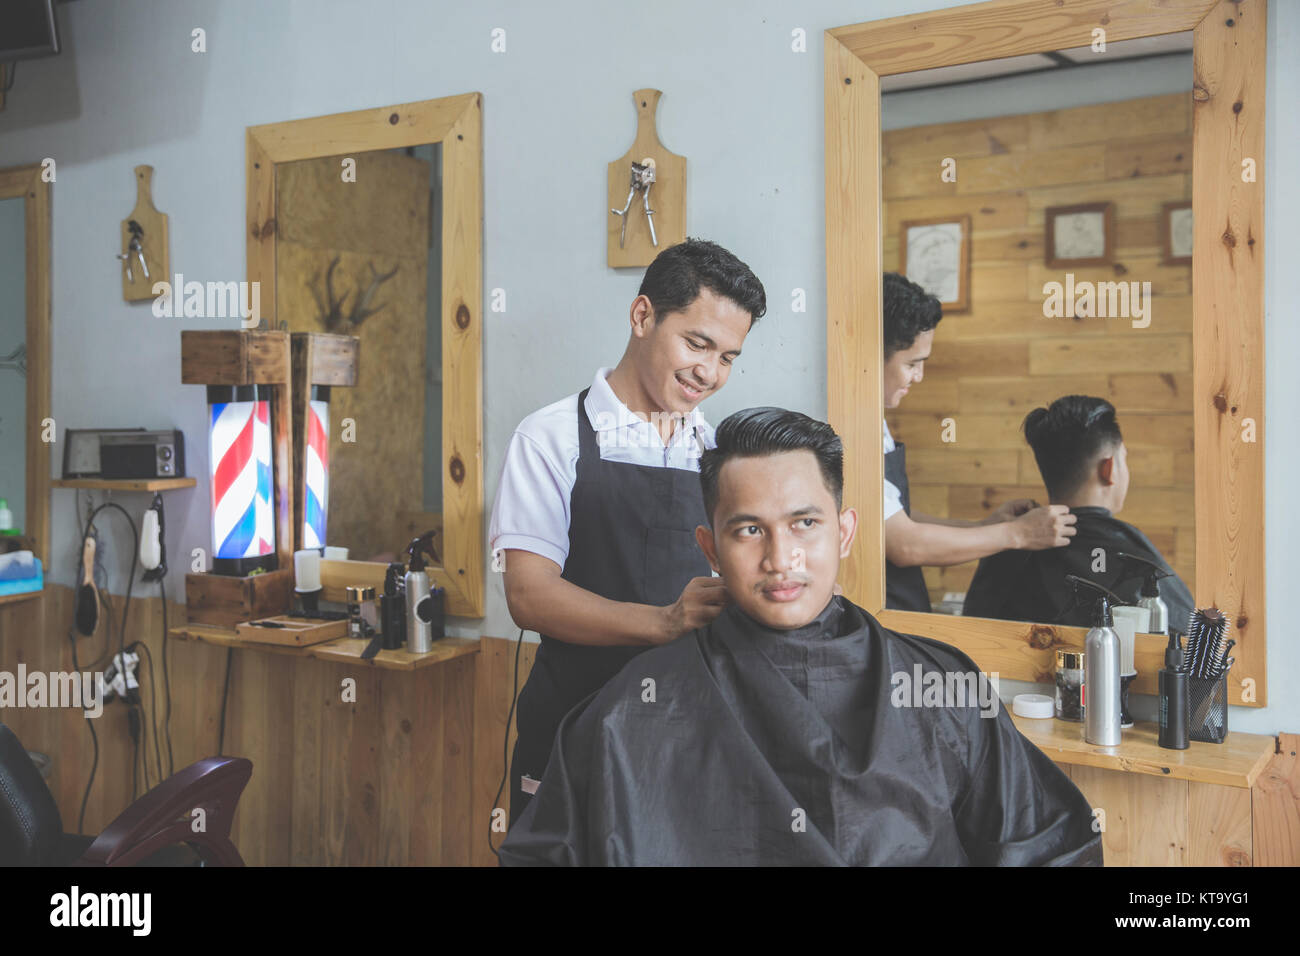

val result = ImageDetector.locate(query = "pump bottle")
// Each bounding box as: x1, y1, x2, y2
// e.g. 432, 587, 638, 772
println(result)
1116, 551, 1171, 635
1068, 575, 1123, 746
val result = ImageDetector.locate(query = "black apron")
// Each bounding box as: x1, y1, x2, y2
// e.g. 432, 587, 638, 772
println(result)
884, 441, 932, 613
508, 386, 712, 825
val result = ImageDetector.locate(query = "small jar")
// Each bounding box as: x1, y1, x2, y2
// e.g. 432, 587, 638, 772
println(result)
346, 586, 378, 638
1055, 650, 1085, 722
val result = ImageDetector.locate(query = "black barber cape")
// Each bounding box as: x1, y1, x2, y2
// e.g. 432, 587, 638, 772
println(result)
498, 595, 1102, 866
962, 506, 1193, 629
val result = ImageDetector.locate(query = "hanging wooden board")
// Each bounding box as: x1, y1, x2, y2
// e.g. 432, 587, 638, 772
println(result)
606, 89, 685, 268
120, 164, 169, 302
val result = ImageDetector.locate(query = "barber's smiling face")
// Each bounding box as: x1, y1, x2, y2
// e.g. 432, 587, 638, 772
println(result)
883, 328, 934, 409
634, 287, 750, 415
696, 450, 857, 630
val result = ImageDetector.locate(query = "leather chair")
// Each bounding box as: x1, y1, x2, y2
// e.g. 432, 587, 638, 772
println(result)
0, 722, 252, 866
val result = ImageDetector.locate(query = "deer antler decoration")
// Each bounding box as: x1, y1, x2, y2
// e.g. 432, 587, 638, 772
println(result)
347, 261, 399, 327
308, 257, 398, 330
308, 256, 349, 331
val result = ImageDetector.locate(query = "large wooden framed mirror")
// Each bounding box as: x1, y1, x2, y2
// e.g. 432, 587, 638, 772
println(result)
0, 163, 51, 580
825, 1, 1267, 705
247, 94, 484, 617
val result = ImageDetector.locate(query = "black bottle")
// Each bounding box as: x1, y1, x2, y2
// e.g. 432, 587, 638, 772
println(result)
1158, 629, 1189, 750
381, 562, 407, 650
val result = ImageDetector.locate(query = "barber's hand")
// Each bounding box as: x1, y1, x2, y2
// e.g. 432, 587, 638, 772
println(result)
985, 498, 1039, 524
659, 576, 729, 642
1012, 505, 1076, 550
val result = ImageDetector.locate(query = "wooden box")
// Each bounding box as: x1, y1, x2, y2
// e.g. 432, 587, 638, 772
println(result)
180, 330, 291, 385
235, 614, 348, 647
184, 568, 294, 627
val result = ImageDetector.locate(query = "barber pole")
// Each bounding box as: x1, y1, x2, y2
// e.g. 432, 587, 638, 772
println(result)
302, 392, 330, 549
207, 385, 276, 574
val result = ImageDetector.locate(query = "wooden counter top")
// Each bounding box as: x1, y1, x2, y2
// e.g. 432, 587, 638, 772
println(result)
1011, 713, 1277, 789
167, 623, 479, 671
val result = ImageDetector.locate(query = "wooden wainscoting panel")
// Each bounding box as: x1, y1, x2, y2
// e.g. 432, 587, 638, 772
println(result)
472, 634, 538, 866
1187, 780, 1253, 866
1068, 765, 1186, 867
1253, 733, 1300, 866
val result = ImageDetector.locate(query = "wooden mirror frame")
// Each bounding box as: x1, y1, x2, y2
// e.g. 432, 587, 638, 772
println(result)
0, 164, 51, 574
824, 0, 1267, 705
247, 94, 484, 617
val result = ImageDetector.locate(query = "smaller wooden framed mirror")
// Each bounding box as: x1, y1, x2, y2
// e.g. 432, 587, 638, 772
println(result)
246, 94, 484, 617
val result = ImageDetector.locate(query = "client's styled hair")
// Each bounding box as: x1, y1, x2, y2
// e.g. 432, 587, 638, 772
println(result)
1023, 395, 1124, 500
883, 272, 942, 358
699, 408, 844, 524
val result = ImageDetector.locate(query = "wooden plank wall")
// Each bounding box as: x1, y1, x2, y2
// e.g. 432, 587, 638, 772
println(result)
881, 92, 1195, 605
0, 584, 473, 865
4, 595, 1293, 867
472, 634, 537, 867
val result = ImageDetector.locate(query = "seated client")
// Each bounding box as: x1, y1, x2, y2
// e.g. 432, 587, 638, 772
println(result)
962, 395, 1193, 628
499, 407, 1102, 866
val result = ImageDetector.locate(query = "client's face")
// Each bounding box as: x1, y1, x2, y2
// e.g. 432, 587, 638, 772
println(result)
696, 450, 857, 629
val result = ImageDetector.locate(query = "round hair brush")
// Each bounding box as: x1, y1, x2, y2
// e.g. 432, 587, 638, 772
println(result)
75, 532, 99, 637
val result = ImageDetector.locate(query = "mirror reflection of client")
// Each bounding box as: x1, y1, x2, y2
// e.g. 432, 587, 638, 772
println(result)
499, 408, 1102, 866
881, 273, 1077, 612
962, 395, 1193, 628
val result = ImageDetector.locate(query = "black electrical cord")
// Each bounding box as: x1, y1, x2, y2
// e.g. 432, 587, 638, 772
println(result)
160, 577, 174, 776
1, 61, 16, 94
69, 631, 99, 837
129, 639, 164, 790
217, 648, 234, 756
488, 628, 526, 860
75, 502, 140, 806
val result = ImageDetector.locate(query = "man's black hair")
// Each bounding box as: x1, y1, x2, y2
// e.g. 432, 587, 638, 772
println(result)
638, 238, 767, 325
883, 272, 942, 358
1023, 395, 1124, 500
699, 407, 844, 525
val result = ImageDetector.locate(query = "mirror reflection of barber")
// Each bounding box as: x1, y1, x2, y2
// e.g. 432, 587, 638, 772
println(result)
488, 239, 766, 826
880, 273, 1077, 612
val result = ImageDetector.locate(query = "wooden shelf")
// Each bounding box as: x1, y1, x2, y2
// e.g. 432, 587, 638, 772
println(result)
52, 477, 197, 492
1011, 712, 1277, 789
0, 588, 44, 607
167, 623, 479, 672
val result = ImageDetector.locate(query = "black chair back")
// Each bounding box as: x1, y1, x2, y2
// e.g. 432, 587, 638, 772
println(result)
0, 722, 63, 866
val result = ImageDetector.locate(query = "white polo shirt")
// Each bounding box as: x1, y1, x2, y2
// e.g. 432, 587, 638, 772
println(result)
883, 418, 903, 520
488, 367, 717, 570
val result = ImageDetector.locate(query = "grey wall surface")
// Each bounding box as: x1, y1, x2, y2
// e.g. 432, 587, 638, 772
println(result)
0, 0, 1293, 735
0, 196, 25, 527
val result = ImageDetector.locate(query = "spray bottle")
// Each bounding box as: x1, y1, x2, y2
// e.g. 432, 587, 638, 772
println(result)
1067, 575, 1123, 746
1116, 551, 1172, 635
1157, 629, 1190, 750
404, 531, 441, 654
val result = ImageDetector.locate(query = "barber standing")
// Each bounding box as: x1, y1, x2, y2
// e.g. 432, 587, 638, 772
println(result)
489, 239, 766, 826
881, 272, 1075, 612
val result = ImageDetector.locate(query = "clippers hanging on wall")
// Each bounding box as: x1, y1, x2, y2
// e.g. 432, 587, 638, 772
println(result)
611, 158, 657, 250
118, 165, 170, 302
606, 89, 685, 267
140, 492, 167, 582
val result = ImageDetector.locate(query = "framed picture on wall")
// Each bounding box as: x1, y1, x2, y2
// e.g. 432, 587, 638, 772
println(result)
900, 214, 970, 313
1045, 201, 1114, 269
1161, 200, 1193, 266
